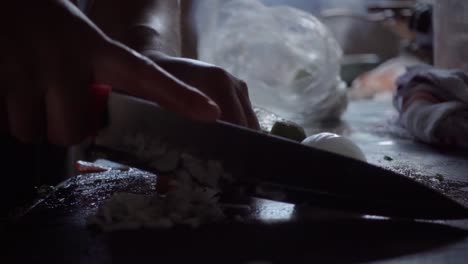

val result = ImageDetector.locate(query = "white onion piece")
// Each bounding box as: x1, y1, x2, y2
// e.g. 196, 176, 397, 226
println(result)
301, 133, 367, 162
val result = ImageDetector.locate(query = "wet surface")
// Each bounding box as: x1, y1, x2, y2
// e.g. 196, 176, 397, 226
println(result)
7, 145, 468, 263
38, 169, 156, 212
256, 97, 468, 209
28, 167, 307, 224
340, 98, 468, 207
6, 97, 468, 263
6, 167, 468, 264
250, 97, 468, 263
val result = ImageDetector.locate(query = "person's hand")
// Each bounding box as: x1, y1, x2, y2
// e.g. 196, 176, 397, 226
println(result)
0, 1, 220, 145
143, 51, 260, 129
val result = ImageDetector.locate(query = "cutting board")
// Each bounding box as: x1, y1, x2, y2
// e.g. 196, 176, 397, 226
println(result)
4, 164, 467, 264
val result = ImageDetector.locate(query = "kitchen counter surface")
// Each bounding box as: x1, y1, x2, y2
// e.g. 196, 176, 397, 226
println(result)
6, 95, 468, 264
309, 95, 468, 264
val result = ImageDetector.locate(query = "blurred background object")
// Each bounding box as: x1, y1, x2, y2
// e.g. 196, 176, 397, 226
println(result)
433, 0, 468, 69
349, 55, 422, 100
345, 0, 434, 99
340, 54, 381, 86
197, 0, 348, 124
190, 0, 436, 108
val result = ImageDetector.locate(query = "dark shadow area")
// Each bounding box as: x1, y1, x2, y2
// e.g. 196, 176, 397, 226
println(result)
0, 134, 67, 218
4, 214, 467, 264
3, 163, 467, 264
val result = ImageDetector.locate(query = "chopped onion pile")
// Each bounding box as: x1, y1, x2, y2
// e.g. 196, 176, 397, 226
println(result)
88, 133, 232, 231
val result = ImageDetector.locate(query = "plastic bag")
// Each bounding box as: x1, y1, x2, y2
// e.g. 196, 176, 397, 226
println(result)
198, 0, 347, 124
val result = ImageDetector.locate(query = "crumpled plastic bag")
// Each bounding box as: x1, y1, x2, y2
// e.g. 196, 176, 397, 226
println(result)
198, 0, 347, 124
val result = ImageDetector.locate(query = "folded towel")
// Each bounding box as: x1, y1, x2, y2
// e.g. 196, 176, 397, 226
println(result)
394, 65, 468, 148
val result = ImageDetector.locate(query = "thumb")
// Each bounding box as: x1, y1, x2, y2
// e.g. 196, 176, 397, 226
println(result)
92, 40, 220, 122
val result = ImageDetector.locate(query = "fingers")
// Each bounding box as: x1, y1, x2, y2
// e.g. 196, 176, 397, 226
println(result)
182, 66, 249, 127
7, 90, 45, 143
205, 71, 258, 129
92, 40, 220, 122
215, 87, 248, 127
46, 68, 95, 146
41, 49, 92, 146
236, 81, 261, 130
3, 52, 46, 143
147, 54, 258, 128
196, 69, 247, 126
45, 84, 90, 146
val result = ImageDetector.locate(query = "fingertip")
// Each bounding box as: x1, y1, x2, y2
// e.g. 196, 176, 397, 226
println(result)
248, 115, 261, 130
186, 98, 221, 123
94, 41, 224, 123
205, 99, 222, 121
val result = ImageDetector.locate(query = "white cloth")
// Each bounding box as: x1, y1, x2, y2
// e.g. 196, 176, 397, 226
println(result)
394, 65, 468, 148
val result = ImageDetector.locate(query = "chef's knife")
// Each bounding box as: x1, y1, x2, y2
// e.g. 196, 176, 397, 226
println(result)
91, 92, 468, 220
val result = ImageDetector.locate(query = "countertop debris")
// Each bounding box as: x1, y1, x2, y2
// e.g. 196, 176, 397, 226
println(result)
384, 155, 394, 161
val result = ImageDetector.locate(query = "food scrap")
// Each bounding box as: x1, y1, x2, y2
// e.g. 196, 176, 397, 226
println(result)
384, 155, 394, 161
435, 173, 445, 181
270, 120, 306, 142
302, 133, 367, 162
75, 160, 109, 174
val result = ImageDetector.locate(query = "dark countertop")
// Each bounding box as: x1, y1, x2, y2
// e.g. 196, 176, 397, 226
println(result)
6, 96, 468, 264
257, 96, 468, 206
256, 95, 468, 263
341, 97, 468, 206
7, 166, 468, 264
313, 96, 468, 264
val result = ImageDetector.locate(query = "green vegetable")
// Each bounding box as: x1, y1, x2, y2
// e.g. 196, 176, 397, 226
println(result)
293, 69, 311, 81
383, 155, 393, 161
435, 173, 445, 181
270, 120, 306, 142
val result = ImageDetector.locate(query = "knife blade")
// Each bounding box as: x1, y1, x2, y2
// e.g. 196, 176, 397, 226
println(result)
91, 92, 468, 220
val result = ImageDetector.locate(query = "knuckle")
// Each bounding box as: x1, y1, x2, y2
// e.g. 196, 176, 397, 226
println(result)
210, 66, 226, 76
238, 80, 249, 94
210, 67, 230, 83
210, 67, 249, 95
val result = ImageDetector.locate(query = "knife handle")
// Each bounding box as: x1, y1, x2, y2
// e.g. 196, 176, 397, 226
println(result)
89, 83, 112, 137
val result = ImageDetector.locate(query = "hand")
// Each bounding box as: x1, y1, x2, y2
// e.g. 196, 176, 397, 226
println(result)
0, 1, 219, 145
143, 51, 260, 129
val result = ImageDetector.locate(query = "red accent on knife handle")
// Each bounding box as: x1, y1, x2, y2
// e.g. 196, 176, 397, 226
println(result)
89, 83, 112, 137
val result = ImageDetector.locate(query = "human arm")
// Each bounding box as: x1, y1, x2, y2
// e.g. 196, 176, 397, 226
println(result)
0, 0, 219, 145
88, 0, 260, 129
